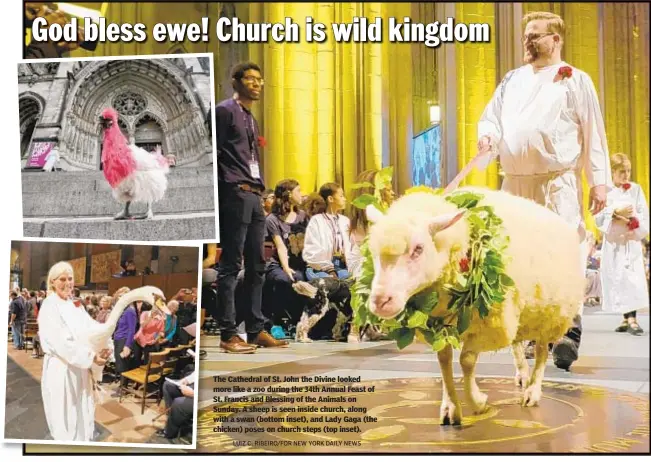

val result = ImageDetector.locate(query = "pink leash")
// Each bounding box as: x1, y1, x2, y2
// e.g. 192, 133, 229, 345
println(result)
443, 149, 494, 193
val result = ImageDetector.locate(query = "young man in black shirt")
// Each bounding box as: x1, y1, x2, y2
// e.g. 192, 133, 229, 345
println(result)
215, 62, 289, 353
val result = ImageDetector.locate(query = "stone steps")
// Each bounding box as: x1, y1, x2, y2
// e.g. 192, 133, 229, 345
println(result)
22, 186, 215, 217
23, 212, 217, 241
21, 167, 214, 193
21, 166, 218, 241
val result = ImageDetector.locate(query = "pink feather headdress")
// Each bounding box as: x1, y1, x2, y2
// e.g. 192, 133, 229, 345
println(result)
100, 107, 136, 187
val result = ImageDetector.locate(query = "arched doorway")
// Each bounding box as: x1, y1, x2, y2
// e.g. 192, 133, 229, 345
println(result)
134, 114, 164, 154
19, 96, 42, 160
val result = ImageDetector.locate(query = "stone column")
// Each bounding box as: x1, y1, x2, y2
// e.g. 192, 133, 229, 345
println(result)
455, 2, 499, 189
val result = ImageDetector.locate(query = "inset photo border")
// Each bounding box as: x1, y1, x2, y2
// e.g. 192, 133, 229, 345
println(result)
2, 237, 202, 450
18, 52, 219, 242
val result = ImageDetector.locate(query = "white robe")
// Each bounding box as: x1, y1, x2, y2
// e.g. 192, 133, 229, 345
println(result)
38, 294, 97, 442
479, 62, 612, 315
478, 61, 612, 233
594, 182, 650, 314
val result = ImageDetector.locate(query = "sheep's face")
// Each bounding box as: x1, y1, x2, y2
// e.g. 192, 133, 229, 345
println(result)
367, 208, 465, 319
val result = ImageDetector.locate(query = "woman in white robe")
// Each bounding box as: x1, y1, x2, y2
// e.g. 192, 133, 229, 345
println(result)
595, 153, 649, 335
38, 261, 108, 441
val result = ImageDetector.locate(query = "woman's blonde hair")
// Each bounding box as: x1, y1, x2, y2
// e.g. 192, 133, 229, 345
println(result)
47, 261, 74, 295
610, 153, 632, 172
99, 295, 112, 308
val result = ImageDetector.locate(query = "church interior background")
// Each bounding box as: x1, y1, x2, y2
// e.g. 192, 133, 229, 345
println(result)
9, 241, 198, 299
23, 1, 650, 234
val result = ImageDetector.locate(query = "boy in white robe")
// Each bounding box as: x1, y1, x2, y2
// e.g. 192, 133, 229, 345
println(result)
595, 153, 649, 335
477, 11, 612, 370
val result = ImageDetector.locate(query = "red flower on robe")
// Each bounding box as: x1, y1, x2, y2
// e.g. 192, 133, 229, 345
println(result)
557, 66, 573, 79
622, 183, 631, 191
628, 217, 640, 231
258, 136, 267, 148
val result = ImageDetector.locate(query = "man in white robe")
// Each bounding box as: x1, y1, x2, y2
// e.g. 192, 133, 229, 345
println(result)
477, 11, 612, 370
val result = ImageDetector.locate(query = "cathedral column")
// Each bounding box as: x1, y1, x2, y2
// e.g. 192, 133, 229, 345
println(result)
334, 2, 362, 190
455, 2, 499, 189
382, 3, 414, 193
315, 2, 336, 186
260, 3, 287, 188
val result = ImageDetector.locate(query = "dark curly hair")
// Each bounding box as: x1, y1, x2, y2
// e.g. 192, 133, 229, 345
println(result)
271, 179, 300, 217
231, 62, 261, 81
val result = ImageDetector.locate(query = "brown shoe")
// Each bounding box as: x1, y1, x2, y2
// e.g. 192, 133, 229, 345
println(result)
250, 330, 289, 348
220, 335, 256, 354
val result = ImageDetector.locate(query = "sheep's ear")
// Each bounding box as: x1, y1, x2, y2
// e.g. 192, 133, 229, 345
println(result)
366, 204, 384, 223
428, 210, 465, 235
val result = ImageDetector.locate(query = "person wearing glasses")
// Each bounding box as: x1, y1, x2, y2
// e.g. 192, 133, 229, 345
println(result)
476, 12, 612, 371
214, 62, 289, 354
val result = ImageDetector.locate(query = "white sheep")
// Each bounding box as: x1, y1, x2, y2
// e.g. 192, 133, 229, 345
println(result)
365, 187, 584, 425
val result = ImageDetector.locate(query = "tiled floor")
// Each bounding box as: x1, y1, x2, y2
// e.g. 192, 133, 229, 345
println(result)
20, 308, 650, 454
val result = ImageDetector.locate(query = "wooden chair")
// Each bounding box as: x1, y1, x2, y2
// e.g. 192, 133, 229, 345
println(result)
162, 346, 185, 378
23, 322, 39, 353
119, 350, 167, 415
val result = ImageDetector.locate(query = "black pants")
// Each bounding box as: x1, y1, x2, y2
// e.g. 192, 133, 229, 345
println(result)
114, 338, 132, 374
263, 265, 307, 325
132, 342, 160, 367
163, 382, 194, 438
217, 184, 266, 340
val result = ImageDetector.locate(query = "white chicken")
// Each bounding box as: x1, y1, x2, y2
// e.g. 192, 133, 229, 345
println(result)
99, 107, 170, 220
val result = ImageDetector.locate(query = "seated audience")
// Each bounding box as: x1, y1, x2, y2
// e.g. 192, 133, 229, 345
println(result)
264, 179, 309, 328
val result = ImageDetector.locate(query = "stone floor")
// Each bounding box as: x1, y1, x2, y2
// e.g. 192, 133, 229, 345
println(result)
21, 308, 650, 454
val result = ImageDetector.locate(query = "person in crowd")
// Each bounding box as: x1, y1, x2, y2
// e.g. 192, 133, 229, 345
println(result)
262, 189, 275, 217
112, 287, 137, 382
38, 261, 110, 441
595, 153, 649, 335
133, 302, 165, 366
156, 368, 195, 441
9, 291, 26, 350
264, 179, 309, 328
346, 169, 395, 342
159, 300, 179, 347
303, 182, 352, 280
215, 61, 287, 353
95, 296, 112, 324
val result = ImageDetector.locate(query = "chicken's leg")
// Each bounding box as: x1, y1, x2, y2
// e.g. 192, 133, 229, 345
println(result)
134, 203, 154, 220
114, 201, 131, 220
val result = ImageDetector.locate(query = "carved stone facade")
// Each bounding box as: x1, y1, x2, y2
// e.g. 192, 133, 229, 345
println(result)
18, 57, 213, 170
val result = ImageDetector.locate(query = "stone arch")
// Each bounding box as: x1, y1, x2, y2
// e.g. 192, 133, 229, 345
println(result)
18, 92, 45, 160
60, 58, 209, 169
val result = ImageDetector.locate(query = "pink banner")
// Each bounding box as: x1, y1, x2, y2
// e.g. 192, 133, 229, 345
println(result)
26, 142, 54, 168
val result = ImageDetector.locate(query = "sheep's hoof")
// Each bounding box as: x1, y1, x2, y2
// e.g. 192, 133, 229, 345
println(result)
471, 392, 489, 414
440, 403, 462, 426
521, 385, 542, 407
515, 372, 529, 388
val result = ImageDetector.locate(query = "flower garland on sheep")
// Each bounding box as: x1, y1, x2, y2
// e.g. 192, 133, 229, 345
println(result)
350, 185, 515, 351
